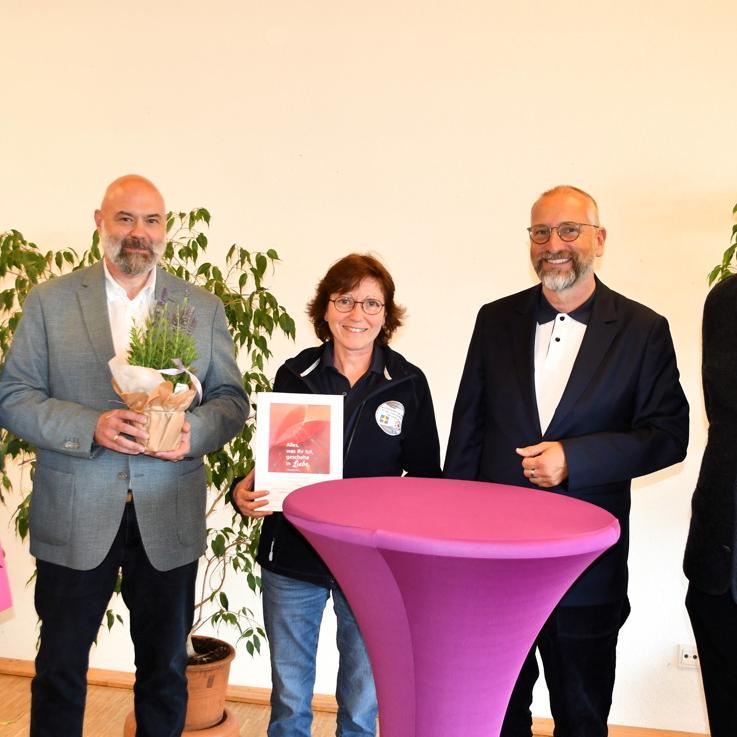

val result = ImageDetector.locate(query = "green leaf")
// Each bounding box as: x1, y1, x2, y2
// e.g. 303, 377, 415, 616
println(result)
211, 533, 226, 557
255, 253, 267, 277
707, 203, 737, 284
279, 313, 296, 338
707, 265, 721, 285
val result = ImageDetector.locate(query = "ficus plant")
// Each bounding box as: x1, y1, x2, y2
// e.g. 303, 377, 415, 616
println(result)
0, 210, 296, 657
707, 202, 737, 285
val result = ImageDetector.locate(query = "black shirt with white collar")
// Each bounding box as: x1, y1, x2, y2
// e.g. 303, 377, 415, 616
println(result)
536, 288, 596, 326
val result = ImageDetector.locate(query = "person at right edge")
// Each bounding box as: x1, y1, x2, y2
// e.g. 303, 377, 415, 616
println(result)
445, 185, 689, 737
684, 273, 737, 737
231, 253, 441, 737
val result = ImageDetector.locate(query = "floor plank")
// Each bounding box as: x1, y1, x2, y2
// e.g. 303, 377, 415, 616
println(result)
0, 673, 341, 737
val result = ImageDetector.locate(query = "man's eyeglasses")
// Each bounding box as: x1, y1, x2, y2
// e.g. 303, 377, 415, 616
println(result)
329, 296, 385, 315
527, 222, 600, 245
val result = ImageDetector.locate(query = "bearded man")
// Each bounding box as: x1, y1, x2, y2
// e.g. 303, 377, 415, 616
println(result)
444, 185, 689, 737
0, 175, 248, 737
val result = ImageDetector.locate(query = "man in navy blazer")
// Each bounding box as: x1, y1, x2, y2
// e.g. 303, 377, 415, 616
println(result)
445, 185, 689, 737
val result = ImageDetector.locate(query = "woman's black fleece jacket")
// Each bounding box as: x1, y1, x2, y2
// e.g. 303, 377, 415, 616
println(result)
231, 343, 442, 587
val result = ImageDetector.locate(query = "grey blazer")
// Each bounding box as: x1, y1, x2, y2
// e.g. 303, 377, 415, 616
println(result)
0, 262, 248, 571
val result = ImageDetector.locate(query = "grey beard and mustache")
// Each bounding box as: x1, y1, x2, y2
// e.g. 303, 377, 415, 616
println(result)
533, 249, 595, 292
100, 228, 165, 276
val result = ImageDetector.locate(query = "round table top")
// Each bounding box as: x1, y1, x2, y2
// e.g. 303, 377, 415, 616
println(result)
284, 476, 620, 559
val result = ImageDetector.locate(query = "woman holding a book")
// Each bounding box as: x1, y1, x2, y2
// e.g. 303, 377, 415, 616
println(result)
232, 253, 441, 737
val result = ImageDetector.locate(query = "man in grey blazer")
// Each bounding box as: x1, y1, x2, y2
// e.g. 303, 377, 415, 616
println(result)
0, 175, 248, 737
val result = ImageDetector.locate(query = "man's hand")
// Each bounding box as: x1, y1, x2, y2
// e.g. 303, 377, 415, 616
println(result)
150, 421, 192, 462
94, 409, 148, 454
233, 469, 273, 518
516, 441, 568, 488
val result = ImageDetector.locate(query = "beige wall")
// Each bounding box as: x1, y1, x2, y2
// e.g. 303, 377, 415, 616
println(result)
2, 0, 736, 731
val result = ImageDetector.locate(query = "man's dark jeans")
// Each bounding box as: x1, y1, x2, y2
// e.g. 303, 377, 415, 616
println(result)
31, 501, 198, 737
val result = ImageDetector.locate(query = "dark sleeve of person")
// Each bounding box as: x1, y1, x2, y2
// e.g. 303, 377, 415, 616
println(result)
229, 363, 293, 516
400, 369, 442, 478
683, 276, 737, 589
562, 315, 690, 490
444, 308, 487, 480
701, 278, 737, 423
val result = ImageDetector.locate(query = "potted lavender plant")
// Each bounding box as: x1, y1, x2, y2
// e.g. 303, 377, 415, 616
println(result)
112, 294, 199, 453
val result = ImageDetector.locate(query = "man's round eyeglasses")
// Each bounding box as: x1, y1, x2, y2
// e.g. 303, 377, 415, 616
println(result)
329, 296, 385, 315
527, 222, 600, 245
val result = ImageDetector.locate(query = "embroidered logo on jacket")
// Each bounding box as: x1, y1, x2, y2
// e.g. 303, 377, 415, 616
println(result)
375, 401, 405, 436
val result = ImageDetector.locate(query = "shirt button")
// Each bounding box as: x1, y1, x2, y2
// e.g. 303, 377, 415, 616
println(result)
117, 472, 130, 481
555, 337, 561, 342
559, 315, 565, 321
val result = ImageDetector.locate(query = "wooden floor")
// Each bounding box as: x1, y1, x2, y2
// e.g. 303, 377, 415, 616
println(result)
0, 672, 552, 737
0, 672, 703, 737
0, 673, 342, 737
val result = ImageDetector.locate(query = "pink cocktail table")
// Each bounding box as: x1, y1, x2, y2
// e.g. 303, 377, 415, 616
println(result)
284, 476, 619, 737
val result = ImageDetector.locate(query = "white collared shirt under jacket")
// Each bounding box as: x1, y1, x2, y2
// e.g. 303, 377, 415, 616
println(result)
534, 312, 587, 434
103, 262, 156, 358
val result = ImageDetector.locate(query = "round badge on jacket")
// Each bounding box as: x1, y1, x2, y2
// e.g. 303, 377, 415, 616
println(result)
375, 400, 405, 436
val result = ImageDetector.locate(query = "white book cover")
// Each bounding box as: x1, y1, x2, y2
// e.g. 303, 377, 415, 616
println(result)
254, 392, 344, 511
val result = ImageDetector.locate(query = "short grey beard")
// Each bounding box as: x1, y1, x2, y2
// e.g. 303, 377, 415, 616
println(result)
535, 252, 593, 292
540, 269, 579, 292
101, 230, 163, 276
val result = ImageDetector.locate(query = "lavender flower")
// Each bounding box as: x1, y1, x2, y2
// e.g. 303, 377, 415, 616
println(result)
128, 296, 198, 373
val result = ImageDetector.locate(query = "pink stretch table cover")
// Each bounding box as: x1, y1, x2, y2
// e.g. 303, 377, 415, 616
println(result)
284, 476, 619, 737
0, 543, 11, 612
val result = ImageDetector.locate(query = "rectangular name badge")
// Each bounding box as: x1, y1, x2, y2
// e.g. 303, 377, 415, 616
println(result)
254, 392, 344, 511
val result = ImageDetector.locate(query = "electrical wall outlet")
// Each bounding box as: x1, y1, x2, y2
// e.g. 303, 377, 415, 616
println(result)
678, 643, 699, 668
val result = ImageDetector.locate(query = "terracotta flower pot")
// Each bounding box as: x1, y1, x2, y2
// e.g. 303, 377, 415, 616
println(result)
123, 635, 238, 736
185, 635, 236, 730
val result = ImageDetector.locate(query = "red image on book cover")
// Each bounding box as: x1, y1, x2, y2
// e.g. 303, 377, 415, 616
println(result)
268, 403, 332, 474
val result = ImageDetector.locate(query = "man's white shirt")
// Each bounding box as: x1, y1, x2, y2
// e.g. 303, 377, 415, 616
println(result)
534, 312, 587, 434
103, 261, 156, 358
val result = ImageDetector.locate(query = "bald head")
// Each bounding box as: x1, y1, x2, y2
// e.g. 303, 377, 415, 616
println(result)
532, 185, 600, 226
99, 174, 165, 214
95, 175, 167, 280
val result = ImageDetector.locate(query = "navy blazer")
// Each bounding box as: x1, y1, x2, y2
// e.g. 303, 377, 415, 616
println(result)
445, 279, 689, 606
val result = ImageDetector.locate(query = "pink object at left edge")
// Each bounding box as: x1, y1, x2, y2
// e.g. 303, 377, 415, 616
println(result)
0, 543, 12, 612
